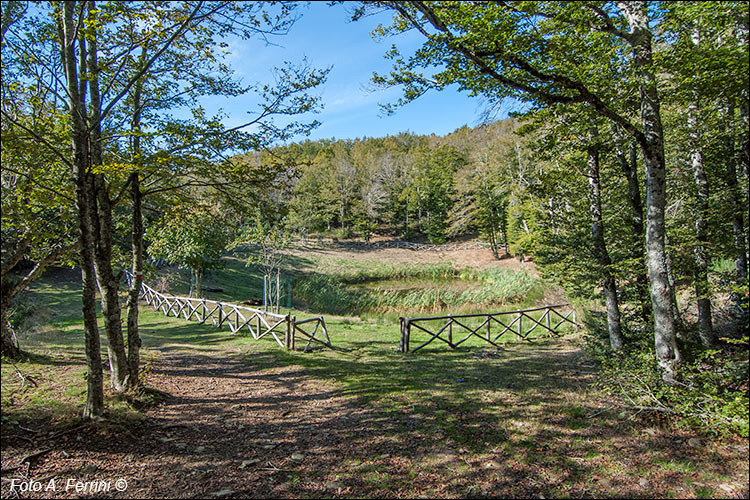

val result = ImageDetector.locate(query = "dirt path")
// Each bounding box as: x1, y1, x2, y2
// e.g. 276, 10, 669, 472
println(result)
3, 348, 389, 498
6, 346, 491, 498
3, 341, 748, 499
0, 341, 600, 499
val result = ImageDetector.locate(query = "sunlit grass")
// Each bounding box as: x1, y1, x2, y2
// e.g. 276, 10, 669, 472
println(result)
294, 263, 548, 316
4, 257, 747, 499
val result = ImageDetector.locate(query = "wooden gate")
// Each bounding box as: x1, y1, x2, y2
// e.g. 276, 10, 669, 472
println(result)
398, 304, 576, 353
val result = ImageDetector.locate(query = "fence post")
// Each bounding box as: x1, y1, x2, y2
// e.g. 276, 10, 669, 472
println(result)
399, 318, 405, 352
284, 315, 292, 350
545, 308, 551, 332
448, 320, 453, 348
486, 315, 491, 341
399, 317, 411, 353
289, 316, 296, 351
517, 313, 523, 339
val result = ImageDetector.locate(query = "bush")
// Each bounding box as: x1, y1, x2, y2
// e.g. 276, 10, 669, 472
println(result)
8, 301, 34, 330
594, 340, 749, 438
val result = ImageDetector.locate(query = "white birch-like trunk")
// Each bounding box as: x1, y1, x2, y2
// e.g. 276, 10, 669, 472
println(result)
619, 1, 679, 380
587, 126, 623, 350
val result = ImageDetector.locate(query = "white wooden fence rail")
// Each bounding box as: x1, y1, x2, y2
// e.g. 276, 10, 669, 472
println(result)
125, 273, 332, 352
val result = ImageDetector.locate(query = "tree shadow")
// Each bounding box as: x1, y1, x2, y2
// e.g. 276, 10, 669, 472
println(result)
3, 344, 743, 499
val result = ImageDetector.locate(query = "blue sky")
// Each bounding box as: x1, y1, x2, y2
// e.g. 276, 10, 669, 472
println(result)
204, 2, 512, 143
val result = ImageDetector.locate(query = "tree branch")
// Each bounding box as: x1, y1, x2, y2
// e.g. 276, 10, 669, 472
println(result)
404, 1, 647, 149
1, 238, 31, 280
5, 241, 80, 302
0, 111, 73, 170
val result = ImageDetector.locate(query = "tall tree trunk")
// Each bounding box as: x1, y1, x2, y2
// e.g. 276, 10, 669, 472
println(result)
60, 1, 103, 418
194, 268, 204, 298
488, 201, 499, 259
735, 22, 750, 283
405, 190, 410, 237
92, 175, 129, 391
587, 126, 623, 351
687, 85, 715, 347
619, 1, 679, 381
613, 134, 651, 323
86, 2, 129, 391
724, 104, 749, 283
126, 65, 145, 389
126, 173, 143, 388
276, 269, 281, 314
80, 176, 106, 417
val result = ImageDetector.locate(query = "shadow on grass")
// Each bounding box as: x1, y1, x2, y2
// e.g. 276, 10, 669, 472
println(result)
271, 338, 587, 405
4, 344, 741, 499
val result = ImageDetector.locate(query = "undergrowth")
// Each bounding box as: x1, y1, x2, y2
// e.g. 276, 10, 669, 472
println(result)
587, 327, 749, 438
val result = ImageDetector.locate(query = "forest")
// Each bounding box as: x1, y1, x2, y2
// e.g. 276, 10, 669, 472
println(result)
1, 1, 748, 498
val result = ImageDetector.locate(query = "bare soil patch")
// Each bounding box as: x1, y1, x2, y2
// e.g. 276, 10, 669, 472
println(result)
288, 242, 538, 273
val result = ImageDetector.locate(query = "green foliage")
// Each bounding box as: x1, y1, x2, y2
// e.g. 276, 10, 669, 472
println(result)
411, 146, 465, 243
146, 204, 229, 274
233, 215, 291, 274
294, 262, 545, 315
594, 343, 749, 438
7, 301, 34, 331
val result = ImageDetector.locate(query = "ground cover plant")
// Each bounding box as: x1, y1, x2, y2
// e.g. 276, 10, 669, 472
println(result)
2, 250, 748, 499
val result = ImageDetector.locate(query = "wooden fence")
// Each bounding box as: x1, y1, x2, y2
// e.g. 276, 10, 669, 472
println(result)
398, 304, 577, 353
127, 274, 332, 352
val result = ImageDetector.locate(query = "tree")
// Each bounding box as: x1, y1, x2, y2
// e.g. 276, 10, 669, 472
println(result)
147, 204, 230, 298
450, 151, 509, 258
363, 1, 683, 379
517, 105, 625, 351
407, 145, 463, 243
1, 19, 78, 358
659, 2, 749, 341
232, 214, 292, 313
2, 0, 327, 415
0, 146, 78, 358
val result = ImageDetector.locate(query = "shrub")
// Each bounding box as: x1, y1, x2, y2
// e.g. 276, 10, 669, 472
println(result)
594, 340, 749, 438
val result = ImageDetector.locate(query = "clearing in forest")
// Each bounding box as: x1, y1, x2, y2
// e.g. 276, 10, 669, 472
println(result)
1, 246, 748, 498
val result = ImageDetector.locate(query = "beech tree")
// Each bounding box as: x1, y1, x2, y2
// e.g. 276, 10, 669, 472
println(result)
1, 0, 326, 417
361, 0, 686, 379
1, 4, 78, 358
146, 204, 229, 298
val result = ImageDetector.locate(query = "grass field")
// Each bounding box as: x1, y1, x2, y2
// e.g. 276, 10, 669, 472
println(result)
2, 249, 748, 498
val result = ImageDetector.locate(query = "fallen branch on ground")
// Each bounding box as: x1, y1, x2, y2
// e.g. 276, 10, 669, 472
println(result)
20, 448, 53, 464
